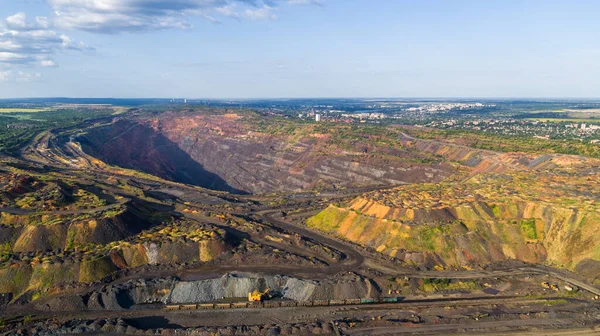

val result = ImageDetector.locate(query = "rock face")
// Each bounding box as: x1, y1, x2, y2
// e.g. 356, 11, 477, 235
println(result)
79, 113, 455, 194
173, 272, 376, 303
1, 205, 152, 253
0, 257, 118, 300
25, 272, 377, 312
308, 193, 600, 275
398, 134, 599, 174
306, 135, 600, 278
87, 278, 175, 310
0, 224, 233, 302
109, 234, 231, 269
78, 119, 244, 193
96, 272, 378, 307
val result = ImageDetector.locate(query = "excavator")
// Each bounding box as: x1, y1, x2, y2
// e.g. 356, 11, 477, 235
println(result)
248, 288, 271, 302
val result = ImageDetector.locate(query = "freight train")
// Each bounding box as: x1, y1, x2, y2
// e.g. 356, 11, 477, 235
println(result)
164, 297, 402, 311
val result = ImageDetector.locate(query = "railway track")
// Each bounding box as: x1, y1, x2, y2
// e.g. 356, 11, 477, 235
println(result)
162, 294, 573, 312
164, 298, 382, 311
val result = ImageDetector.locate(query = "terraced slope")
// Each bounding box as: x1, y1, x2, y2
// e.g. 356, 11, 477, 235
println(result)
77, 119, 244, 193
0, 168, 235, 302
308, 152, 600, 279
79, 111, 455, 194
398, 132, 596, 174
0, 221, 232, 302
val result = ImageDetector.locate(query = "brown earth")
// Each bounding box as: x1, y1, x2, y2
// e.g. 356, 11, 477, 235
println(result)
79, 113, 456, 194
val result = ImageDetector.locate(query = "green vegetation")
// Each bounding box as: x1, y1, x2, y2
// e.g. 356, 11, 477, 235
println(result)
528, 118, 600, 123
534, 299, 568, 306
0, 242, 11, 263
489, 204, 502, 217
419, 225, 452, 251
520, 219, 538, 240
419, 278, 479, 292
405, 127, 600, 159
79, 256, 117, 283
0, 108, 122, 155
0, 266, 33, 296
102, 206, 125, 219
23, 315, 33, 324
306, 205, 348, 232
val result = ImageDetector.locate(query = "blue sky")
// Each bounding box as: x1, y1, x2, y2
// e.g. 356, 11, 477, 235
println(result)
1, 0, 599, 98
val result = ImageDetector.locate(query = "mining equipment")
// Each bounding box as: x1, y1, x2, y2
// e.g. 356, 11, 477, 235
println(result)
248, 288, 271, 302
564, 285, 578, 292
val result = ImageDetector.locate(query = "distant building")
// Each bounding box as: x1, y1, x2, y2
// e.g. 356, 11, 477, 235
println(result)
6, 123, 30, 129
315, 114, 321, 122
184, 98, 187, 104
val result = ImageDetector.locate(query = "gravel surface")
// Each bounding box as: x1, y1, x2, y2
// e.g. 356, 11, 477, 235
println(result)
169, 272, 374, 303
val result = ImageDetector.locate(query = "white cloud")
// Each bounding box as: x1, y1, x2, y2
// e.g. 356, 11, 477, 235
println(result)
40, 59, 58, 67
5, 13, 28, 29
0, 40, 22, 51
215, 4, 241, 20
243, 5, 277, 20
0, 70, 43, 82
0, 12, 90, 69
16, 71, 42, 82
0, 52, 27, 63
48, 0, 322, 33
0, 0, 323, 81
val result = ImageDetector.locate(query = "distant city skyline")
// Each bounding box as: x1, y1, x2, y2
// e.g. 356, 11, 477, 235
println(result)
1, 0, 600, 98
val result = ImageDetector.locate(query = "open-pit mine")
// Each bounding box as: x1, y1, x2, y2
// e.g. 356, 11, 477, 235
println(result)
1, 106, 600, 335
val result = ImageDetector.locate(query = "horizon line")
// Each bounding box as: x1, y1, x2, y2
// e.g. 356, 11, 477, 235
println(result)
2, 97, 600, 101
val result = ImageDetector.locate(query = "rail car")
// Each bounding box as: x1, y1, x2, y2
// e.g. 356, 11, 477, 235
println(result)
164, 297, 403, 311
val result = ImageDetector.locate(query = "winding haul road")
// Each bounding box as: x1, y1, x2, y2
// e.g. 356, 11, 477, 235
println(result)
14, 121, 600, 297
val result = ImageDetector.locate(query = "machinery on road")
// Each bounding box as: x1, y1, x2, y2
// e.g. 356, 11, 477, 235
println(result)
248, 288, 271, 302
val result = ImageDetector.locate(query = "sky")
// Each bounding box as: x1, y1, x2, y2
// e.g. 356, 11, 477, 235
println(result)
1, 0, 600, 98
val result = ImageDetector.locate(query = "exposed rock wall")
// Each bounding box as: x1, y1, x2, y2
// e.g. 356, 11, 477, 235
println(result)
79, 115, 456, 194
0, 234, 231, 301
400, 136, 598, 174
78, 120, 243, 193
0, 257, 117, 300
28, 272, 377, 312
0, 206, 153, 253
308, 198, 600, 273
168, 272, 376, 304
110, 237, 231, 269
